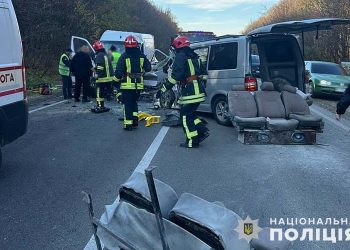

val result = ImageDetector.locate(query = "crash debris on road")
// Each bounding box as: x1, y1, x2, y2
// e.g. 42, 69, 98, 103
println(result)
84, 167, 292, 250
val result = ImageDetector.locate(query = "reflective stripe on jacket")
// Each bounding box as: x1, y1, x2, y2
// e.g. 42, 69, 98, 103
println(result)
96, 51, 114, 83
168, 50, 206, 105
114, 51, 152, 90
59, 54, 70, 76
120, 58, 145, 90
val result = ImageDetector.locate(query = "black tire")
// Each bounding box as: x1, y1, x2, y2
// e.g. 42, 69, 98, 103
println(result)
160, 89, 176, 109
212, 96, 231, 126
310, 81, 319, 98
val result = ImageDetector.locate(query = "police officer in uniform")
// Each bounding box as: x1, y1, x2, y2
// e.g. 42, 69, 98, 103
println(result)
58, 48, 73, 99
161, 36, 209, 148
114, 36, 152, 131
91, 40, 114, 113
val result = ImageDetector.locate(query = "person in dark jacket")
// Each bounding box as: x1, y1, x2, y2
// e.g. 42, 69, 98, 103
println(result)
114, 35, 152, 131
70, 45, 94, 102
161, 36, 209, 148
336, 85, 350, 120
91, 41, 114, 113
58, 48, 73, 99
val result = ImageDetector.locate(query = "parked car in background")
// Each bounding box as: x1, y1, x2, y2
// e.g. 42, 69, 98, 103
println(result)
305, 61, 350, 97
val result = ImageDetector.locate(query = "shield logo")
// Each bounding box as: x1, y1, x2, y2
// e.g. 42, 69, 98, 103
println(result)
244, 223, 253, 236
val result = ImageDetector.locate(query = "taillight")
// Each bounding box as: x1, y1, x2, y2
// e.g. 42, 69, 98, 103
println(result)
245, 75, 257, 91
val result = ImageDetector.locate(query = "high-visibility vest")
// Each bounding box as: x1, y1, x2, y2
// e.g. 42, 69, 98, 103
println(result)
111, 51, 121, 71
120, 57, 145, 90
58, 53, 70, 76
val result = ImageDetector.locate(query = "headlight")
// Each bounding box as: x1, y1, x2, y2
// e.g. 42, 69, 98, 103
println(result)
319, 80, 331, 86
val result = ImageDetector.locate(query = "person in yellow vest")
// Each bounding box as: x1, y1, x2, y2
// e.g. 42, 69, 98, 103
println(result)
110, 45, 121, 71
114, 36, 152, 131
58, 48, 73, 99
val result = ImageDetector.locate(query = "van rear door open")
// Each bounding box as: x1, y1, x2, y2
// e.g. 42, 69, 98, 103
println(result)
0, 0, 28, 169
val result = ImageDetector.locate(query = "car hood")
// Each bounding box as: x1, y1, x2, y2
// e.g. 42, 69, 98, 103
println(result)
312, 73, 350, 84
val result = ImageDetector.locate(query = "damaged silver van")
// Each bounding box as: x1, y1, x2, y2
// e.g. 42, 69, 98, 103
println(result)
189, 18, 350, 125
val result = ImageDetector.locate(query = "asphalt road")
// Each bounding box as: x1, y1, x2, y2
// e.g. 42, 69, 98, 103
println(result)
1, 98, 350, 250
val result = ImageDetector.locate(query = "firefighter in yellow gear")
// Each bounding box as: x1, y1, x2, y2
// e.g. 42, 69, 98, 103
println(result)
161, 36, 209, 148
114, 36, 152, 130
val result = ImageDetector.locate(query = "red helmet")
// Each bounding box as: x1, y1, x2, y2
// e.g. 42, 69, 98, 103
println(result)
124, 35, 138, 48
92, 40, 104, 51
172, 36, 190, 49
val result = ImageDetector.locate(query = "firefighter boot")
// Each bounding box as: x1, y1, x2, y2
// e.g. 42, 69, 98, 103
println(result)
180, 142, 199, 149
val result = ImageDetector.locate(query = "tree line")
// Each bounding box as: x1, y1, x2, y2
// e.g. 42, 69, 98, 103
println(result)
243, 0, 350, 63
12, 0, 179, 80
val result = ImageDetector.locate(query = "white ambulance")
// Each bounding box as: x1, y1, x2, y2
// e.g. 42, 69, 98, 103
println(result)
0, 0, 28, 169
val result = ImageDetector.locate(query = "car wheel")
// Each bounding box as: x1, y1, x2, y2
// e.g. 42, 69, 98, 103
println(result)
160, 90, 176, 109
212, 96, 231, 126
310, 82, 318, 98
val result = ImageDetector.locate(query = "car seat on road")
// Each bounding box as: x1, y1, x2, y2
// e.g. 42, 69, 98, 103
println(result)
255, 82, 299, 131
228, 85, 266, 131
119, 171, 178, 219
169, 193, 250, 250
281, 85, 324, 131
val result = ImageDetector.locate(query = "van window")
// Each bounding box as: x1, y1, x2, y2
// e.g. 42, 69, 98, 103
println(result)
194, 47, 209, 70
0, 7, 21, 65
208, 43, 238, 70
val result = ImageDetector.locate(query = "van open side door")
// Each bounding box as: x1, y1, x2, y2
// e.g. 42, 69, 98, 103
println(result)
70, 36, 95, 59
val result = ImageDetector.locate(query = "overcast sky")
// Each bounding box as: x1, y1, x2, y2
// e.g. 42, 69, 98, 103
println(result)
152, 0, 280, 35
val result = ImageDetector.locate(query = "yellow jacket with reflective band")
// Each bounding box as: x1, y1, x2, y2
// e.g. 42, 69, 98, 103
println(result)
59, 53, 70, 76
96, 51, 114, 83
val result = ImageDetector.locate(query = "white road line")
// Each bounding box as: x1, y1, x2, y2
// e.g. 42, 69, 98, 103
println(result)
310, 106, 350, 133
84, 126, 170, 250
29, 100, 67, 114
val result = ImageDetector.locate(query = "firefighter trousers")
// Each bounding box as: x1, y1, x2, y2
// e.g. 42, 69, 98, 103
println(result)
122, 90, 139, 128
180, 103, 208, 147
96, 82, 110, 107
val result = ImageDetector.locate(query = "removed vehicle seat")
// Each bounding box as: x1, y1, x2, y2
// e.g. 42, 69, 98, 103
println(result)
281, 85, 324, 131
119, 171, 178, 219
169, 193, 250, 250
255, 82, 299, 131
272, 77, 313, 106
228, 85, 266, 131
